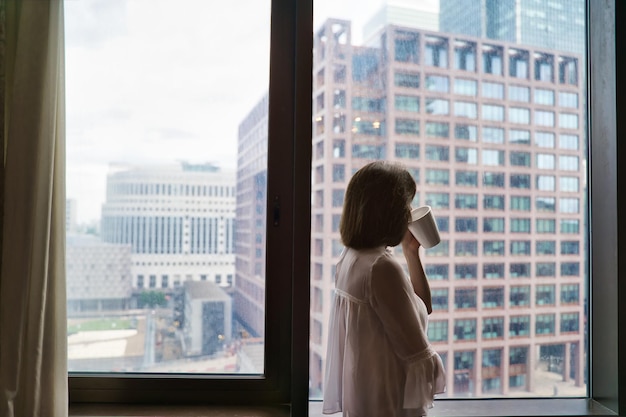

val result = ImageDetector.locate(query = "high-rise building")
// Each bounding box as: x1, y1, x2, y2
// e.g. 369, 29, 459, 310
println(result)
234, 94, 268, 338
100, 162, 236, 291
310, 18, 586, 397
439, 0, 585, 55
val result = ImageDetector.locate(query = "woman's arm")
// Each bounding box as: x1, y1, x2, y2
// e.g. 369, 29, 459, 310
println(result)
401, 230, 433, 314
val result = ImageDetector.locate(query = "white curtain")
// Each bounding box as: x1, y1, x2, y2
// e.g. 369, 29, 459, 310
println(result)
0, 0, 68, 416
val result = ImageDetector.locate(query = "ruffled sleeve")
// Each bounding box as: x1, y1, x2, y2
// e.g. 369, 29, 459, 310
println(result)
403, 346, 446, 410
370, 253, 446, 412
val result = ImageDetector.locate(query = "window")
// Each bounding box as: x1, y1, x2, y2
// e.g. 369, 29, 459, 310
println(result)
536, 219, 556, 233
536, 285, 556, 306
537, 175, 556, 191
559, 155, 580, 171
425, 35, 448, 67
483, 172, 505, 187
455, 147, 478, 164
484, 194, 505, 210
509, 107, 531, 124
394, 71, 420, 88
454, 101, 478, 119
535, 131, 556, 148
482, 317, 504, 338
510, 315, 530, 336
561, 284, 580, 304
395, 143, 419, 159
455, 288, 477, 309
482, 104, 504, 121
561, 313, 580, 333
394, 30, 419, 63
510, 286, 531, 307
535, 110, 555, 126
483, 263, 505, 279
510, 174, 531, 189
536, 314, 556, 335
456, 240, 478, 256
482, 81, 504, 99
483, 287, 504, 308
510, 129, 531, 145
425, 98, 450, 115
483, 217, 505, 233
426, 192, 450, 209
535, 53, 554, 82
425, 264, 449, 280
560, 219, 580, 234
395, 95, 420, 112
455, 194, 478, 209
559, 134, 579, 150
509, 85, 530, 102
510, 240, 531, 255
483, 44, 503, 75
428, 320, 449, 342
510, 152, 531, 167
483, 240, 505, 255
482, 127, 505, 143
455, 217, 478, 232
537, 154, 556, 170
560, 113, 579, 129
425, 74, 449, 92
534, 88, 555, 105
454, 40, 476, 71
536, 197, 556, 212
511, 218, 531, 233
455, 264, 477, 280
482, 149, 505, 166
454, 319, 477, 341
561, 241, 580, 255
426, 169, 450, 185
559, 92, 579, 108
454, 78, 478, 96
455, 124, 477, 141
456, 170, 478, 186
536, 262, 556, 277
395, 118, 420, 135
64, 0, 621, 410
560, 176, 580, 192
509, 48, 529, 78
510, 263, 531, 278
426, 145, 449, 161
426, 121, 450, 138
432, 289, 449, 311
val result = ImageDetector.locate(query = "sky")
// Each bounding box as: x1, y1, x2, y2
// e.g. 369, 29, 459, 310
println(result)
65, 0, 400, 223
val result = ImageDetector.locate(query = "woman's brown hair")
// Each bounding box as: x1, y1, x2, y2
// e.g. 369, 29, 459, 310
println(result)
340, 161, 416, 249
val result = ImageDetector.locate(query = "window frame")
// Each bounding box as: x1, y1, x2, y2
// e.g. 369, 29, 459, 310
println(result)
67, 0, 312, 411
67, 0, 626, 415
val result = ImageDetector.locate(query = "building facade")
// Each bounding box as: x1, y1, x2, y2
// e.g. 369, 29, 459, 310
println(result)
234, 94, 269, 338
66, 234, 133, 314
310, 18, 585, 397
100, 162, 236, 290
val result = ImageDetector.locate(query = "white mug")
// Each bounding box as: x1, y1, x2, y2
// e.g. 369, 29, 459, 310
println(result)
408, 206, 441, 248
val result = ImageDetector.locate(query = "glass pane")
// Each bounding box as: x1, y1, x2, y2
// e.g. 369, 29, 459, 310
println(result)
66, 0, 270, 374
313, 0, 587, 400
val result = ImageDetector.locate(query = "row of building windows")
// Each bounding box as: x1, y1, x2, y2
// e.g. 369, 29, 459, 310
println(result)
136, 273, 234, 289
108, 182, 235, 198
427, 313, 581, 343
430, 284, 580, 311
318, 189, 581, 214
390, 31, 578, 84
318, 130, 579, 162
317, 84, 578, 114
423, 242, 583, 264
424, 262, 580, 280
314, 214, 580, 235
101, 216, 234, 255
316, 111, 580, 137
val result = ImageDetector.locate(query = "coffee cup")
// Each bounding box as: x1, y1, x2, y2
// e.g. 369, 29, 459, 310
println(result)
408, 206, 441, 248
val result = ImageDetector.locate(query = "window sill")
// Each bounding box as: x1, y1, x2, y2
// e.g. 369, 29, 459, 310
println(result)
69, 399, 616, 417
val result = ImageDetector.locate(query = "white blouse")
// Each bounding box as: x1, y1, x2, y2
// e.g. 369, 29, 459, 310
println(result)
323, 246, 446, 417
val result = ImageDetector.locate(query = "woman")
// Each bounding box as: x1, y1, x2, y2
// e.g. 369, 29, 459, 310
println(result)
323, 161, 446, 417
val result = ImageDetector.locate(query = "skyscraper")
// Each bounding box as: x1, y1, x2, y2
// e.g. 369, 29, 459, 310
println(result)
439, 0, 585, 55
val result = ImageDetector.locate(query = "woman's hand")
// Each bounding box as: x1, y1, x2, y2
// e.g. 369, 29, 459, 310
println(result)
401, 230, 421, 259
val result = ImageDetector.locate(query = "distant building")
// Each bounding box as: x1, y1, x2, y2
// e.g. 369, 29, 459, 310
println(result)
439, 0, 585, 55
234, 94, 268, 338
100, 162, 236, 290
363, 0, 440, 43
182, 280, 232, 357
66, 234, 133, 314
66, 198, 78, 233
